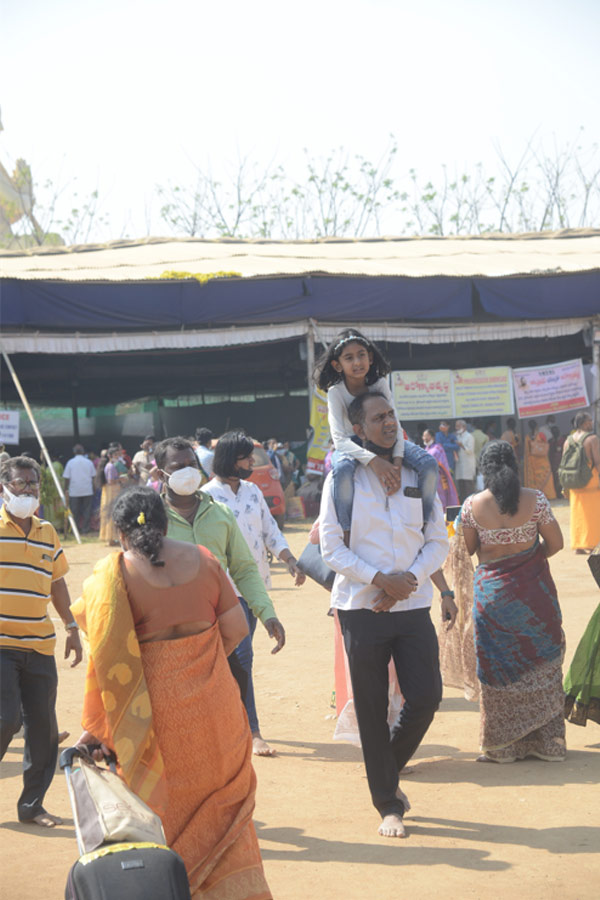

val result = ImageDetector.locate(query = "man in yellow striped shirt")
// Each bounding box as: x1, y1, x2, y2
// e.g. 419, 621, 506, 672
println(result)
0, 456, 82, 828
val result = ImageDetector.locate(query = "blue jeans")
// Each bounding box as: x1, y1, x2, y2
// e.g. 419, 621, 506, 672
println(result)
0, 649, 58, 821
332, 441, 439, 529
234, 597, 259, 734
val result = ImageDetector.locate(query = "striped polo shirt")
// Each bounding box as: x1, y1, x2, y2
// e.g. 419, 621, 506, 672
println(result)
0, 504, 69, 655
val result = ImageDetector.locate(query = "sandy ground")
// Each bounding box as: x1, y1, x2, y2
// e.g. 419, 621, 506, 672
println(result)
1, 501, 599, 899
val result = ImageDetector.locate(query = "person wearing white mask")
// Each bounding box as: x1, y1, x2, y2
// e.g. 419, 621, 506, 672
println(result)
454, 419, 477, 503
153, 437, 286, 692
0, 456, 82, 828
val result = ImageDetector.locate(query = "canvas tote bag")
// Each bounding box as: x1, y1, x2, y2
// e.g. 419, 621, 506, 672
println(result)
69, 752, 166, 853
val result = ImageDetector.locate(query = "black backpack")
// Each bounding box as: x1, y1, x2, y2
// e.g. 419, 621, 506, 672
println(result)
558, 434, 593, 491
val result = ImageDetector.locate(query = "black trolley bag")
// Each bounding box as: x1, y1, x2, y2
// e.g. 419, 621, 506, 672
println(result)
60, 746, 191, 900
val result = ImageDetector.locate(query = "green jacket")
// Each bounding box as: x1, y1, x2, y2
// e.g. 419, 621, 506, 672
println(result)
164, 492, 276, 625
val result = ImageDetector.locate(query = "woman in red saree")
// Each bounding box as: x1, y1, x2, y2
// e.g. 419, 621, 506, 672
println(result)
72, 487, 272, 900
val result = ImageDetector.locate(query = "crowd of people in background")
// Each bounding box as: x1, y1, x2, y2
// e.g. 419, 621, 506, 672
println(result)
1, 333, 598, 897
0, 409, 596, 551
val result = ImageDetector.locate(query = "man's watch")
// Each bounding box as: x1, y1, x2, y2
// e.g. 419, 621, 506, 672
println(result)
65, 621, 79, 631
440, 590, 455, 600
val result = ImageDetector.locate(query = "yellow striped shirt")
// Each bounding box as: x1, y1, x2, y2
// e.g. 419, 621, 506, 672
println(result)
0, 504, 69, 655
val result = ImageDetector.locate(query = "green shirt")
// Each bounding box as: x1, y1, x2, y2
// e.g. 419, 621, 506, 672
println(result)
164, 492, 276, 625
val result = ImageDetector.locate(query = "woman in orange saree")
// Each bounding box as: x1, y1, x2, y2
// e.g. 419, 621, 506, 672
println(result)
72, 487, 271, 900
523, 421, 556, 500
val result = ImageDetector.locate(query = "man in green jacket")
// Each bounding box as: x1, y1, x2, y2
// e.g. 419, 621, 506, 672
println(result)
154, 438, 285, 665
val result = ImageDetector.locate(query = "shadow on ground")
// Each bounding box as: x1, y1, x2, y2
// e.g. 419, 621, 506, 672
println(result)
266, 739, 600, 787
254, 820, 511, 870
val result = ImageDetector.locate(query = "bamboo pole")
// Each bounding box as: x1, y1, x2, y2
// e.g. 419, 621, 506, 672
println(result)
1, 350, 81, 544
306, 320, 315, 419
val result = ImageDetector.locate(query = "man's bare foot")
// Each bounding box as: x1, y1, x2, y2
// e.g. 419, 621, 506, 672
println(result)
396, 786, 411, 812
23, 812, 62, 828
378, 814, 406, 838
400, 764, 416, 775
252, 734, 276, 757
58, 730, 70, 744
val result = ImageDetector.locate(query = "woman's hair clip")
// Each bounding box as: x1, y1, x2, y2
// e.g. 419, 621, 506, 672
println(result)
137, 511, 146, 526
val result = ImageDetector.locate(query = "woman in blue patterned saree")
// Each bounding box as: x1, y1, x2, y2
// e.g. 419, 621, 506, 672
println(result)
461, 440, 566, 763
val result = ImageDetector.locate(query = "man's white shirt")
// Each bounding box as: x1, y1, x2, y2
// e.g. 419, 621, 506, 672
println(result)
320, 465, 449, 612
455, 430, 476, 480
195, 445, 215, 478
63, 454, 96, 496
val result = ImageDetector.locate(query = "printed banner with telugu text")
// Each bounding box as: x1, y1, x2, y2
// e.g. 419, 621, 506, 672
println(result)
392, 370, 454, 420
512, 359, 589, 418
453, 367, 514, 417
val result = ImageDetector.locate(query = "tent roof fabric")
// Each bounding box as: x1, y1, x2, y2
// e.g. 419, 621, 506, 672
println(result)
2, 269, 598, 328
0, 317, 589, 355
2, 229, 600, 280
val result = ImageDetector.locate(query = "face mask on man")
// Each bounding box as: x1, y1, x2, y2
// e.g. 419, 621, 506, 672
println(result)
2, 486, 40, 518
166, 466, 202, 495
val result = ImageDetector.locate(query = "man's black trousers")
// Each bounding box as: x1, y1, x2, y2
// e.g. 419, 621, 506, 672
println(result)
338, 606, 442, 819
0, 649, 59, 821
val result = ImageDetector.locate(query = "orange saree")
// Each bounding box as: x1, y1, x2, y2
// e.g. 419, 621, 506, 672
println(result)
524, 434, 556, 500
72, 552, 271, 900
570, 469, 600, 551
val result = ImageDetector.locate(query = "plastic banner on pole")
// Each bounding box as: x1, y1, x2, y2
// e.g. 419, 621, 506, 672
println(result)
305, 387, 330, 475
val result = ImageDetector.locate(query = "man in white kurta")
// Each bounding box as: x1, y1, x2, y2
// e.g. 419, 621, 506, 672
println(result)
454, 419, 476, 502
320, 392, 448, 837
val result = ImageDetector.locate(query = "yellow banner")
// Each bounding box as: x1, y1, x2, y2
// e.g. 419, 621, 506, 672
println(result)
392, 370, 453, 420
305, 387, 330, 475
453, 367, 514, 417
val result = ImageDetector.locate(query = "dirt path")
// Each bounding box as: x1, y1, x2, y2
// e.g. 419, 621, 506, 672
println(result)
1, 502, 599, 899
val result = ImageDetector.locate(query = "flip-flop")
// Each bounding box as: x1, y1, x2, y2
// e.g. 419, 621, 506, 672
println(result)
23, 812, 63, 828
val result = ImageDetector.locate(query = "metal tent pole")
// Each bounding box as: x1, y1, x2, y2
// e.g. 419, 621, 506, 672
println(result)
1, 350, 82, 544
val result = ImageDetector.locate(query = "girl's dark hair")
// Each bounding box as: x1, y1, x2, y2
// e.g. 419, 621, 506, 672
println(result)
97, 455, 109, 486
479, 440, 521, 516
213, 431, 255, 479
112, 487, 167, 566
313, 328, 390, 391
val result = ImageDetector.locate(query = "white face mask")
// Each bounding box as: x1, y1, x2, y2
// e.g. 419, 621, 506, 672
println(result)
167, 466, 202, 496
2, 486, 40, 519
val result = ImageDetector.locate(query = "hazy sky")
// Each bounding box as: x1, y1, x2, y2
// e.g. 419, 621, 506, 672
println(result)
2, 0, 599, 239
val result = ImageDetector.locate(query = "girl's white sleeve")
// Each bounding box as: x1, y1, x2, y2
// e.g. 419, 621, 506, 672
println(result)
327, 386, 375, 466
377, 378, 405, 459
